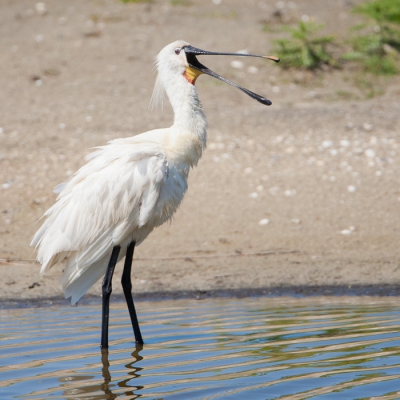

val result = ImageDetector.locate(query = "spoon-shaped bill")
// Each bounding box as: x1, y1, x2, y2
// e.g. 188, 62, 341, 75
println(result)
183, 45, 279, 106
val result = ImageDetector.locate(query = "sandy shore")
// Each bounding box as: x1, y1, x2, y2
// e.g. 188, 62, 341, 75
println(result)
1, 0, 400, 303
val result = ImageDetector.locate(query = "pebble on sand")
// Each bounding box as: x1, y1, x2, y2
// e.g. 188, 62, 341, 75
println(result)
369, 136, 378, 145
230, 60, 244, 69
363, 123, 373, 131
340, 226, 355, 235
365, 149, 376, 158
340, 140, 350, 148
208, 142, 225, 150
35, 2, 47, 15
2, 181, 14, 189
272, 86, 281, 93
322, 140, 333, 148
347, 185, 356, 193
248, 66, 259, 74
259, 218, 270, 226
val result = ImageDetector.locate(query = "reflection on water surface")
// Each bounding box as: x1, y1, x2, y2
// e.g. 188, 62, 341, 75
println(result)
1, 296, 400, 399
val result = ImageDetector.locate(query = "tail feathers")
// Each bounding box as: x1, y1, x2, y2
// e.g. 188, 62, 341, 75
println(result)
72, 228, 114, 271
30, 221, 49, 248
34, 228, 73, 274
40, 251, 69, 275
63, 254, 110, 305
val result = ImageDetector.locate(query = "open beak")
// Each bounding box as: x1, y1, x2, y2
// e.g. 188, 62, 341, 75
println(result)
183, 45, 280, 106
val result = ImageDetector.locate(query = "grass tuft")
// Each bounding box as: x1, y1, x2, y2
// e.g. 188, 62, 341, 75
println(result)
273, 21, 337, 70
344, 0, 400, 75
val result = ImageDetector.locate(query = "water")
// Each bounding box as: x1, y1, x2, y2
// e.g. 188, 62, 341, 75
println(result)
1, 296, 400, 399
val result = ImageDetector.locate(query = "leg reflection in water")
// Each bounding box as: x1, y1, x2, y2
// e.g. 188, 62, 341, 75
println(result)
60, 345, 144, 398
100, 349, 115, 399
119, 345, 144, 395
100, 345, 144, 399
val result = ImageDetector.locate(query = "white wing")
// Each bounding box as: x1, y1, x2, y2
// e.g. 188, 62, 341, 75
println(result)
31, 137, 169, 304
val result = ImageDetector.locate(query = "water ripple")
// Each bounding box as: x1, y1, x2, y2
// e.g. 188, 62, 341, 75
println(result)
1, 297, 400, 399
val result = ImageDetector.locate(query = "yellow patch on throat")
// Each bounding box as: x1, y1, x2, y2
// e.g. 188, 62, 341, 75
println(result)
183, 67, 202, 85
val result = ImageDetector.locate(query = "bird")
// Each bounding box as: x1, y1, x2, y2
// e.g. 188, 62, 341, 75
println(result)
31, 40, 279, 348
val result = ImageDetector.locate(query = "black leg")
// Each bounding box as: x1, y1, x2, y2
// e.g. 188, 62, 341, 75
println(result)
121, 241, 144, 345
101, 245, 120, 349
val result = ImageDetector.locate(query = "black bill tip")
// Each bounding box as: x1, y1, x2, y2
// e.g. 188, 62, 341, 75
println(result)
259, 97, 272, 106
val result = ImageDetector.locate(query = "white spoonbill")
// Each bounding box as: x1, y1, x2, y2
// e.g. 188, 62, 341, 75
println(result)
31, 40, 279, 348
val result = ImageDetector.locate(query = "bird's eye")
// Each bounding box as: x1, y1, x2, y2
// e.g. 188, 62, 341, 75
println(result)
174, 48, 181, 55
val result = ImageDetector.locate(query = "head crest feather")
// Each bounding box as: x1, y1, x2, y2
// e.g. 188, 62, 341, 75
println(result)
149, 60, 165, 111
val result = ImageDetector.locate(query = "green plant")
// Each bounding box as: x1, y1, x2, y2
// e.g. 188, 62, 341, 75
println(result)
355, 0, 400, 24
344, 0, 400, 75
273, 21, 337, 70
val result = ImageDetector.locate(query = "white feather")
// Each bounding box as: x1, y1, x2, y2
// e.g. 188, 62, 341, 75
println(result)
149, 72, 166, 111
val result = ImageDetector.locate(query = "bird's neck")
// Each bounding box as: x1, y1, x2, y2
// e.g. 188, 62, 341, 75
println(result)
167, 82, 208, 166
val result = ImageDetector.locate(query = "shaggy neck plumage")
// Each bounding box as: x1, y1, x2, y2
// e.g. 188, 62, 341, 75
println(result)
166, 76, 208, 147
167, 78, 207, 141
